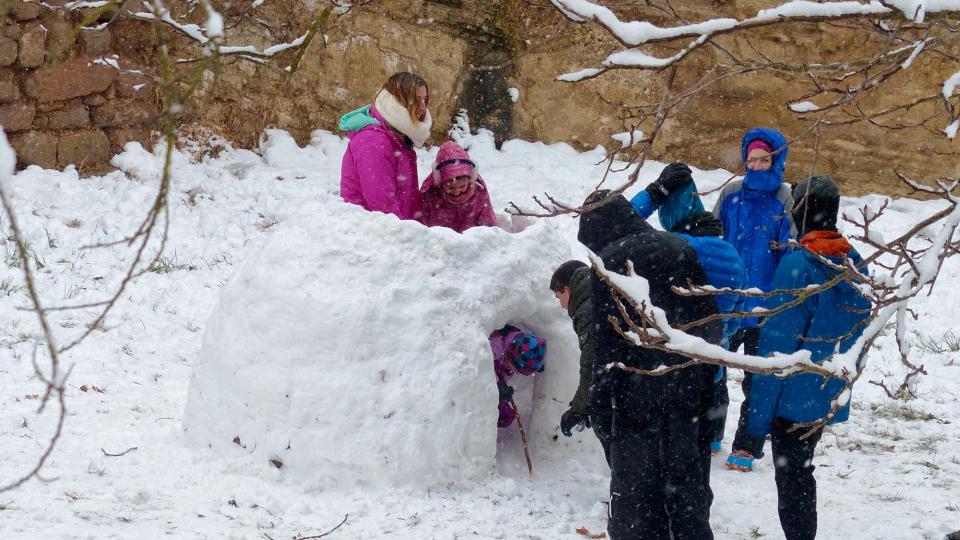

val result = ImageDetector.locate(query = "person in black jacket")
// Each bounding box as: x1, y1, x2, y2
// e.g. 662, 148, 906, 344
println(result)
578, 190, 722, 540
550, 260, 612, 466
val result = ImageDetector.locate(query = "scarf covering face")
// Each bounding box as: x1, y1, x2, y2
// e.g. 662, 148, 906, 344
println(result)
740, 128, 789, 193
374, 89, 432, 148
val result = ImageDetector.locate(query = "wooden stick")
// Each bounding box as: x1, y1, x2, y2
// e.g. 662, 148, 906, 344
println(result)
508, 396, 534, 479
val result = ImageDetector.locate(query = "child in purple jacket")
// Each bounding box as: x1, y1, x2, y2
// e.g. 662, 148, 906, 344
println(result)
489, 325, 546, 428
419, 141, 498, 233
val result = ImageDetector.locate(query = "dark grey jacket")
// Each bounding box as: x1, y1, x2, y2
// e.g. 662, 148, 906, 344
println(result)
567, 266, 596, 415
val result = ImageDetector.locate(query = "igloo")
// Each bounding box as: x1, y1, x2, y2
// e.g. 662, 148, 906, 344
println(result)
183, 197, 585, 488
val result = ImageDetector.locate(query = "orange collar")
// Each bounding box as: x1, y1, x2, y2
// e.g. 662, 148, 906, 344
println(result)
800, 231, 851, 257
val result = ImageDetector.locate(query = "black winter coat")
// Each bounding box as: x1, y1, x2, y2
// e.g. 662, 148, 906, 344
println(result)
578, 193, 723, 424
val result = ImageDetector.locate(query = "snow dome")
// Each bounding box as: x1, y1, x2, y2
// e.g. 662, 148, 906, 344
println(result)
183, 195, 583, 488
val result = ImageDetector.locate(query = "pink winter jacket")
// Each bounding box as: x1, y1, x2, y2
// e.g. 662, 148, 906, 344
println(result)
418, 176, 497, 233
490, 326, 525, 428
339, 107, 420, 220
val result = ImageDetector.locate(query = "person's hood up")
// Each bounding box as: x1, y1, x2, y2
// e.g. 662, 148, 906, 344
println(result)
792, 174, 841, 237
577, 190, 652, 254
741, 127, 788, 192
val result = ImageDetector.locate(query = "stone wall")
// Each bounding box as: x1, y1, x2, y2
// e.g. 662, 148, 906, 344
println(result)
0, 0, 157, 172
2, 1, 957, 197
179, 0, 958, 197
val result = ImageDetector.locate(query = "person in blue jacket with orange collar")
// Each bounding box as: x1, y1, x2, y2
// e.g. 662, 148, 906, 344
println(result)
748, 175, 870, 540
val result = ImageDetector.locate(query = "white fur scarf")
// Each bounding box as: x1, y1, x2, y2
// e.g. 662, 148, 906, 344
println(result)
374, 89, 432, 148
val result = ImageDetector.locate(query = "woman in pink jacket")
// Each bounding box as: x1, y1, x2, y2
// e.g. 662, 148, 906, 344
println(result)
339, 72, 432, 220
419, 141, 497, 233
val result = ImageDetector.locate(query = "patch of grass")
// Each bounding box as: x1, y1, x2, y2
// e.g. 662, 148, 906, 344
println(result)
877, 491, 906, 503
205, 251, 232, 269
3, 239, 45, 270
871, 402, 939, 422
0, 277, 23, 296
150, 254, 196, 274
914, 434, 947, 453
866, 426, 905, 442
913, 329, 960, 354
748, 526, 767, 538
836, 469, 855, 480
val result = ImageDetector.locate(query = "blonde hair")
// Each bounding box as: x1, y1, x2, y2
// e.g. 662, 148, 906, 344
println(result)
382, 72, 429, 123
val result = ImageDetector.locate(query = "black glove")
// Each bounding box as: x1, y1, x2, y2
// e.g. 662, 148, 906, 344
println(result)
560, 408, 590, 437
645, 162, 693, 205
497, 379, 514, 402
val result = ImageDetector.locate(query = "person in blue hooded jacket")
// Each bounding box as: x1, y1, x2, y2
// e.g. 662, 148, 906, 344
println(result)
748, 175, 869, 540
631, 162, 747, 466
713, 128, 797, 472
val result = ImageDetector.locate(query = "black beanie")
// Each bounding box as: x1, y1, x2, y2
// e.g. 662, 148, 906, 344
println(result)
792, 175, 840, 236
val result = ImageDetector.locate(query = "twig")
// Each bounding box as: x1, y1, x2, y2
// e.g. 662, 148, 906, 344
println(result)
293, 514, 349, 539
101, 447, 139, 458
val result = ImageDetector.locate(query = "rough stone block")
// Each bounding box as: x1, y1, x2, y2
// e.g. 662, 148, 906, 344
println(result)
0, 36, 17, 66
3, 24, 22, 40
58, 128, 110, 168
92, 99, 158, 128
10, 130, 57, 169
9, 0, 41, 21
0, 68, 18, 102
108, 127, 150, 153
25, 56, 117, 102
80, 27, 112, 55
17, 23, 45, 68
0, 102, 35, 131
83, 93, 107, 106
45, 16, 75, 58
35, 104, 90, 130
116, 71, 155, 98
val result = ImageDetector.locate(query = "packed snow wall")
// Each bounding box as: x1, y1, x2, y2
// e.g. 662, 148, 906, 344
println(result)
182, 196, 582, 488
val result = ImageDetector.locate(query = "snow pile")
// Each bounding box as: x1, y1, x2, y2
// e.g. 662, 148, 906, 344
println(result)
183, 186, 581, 489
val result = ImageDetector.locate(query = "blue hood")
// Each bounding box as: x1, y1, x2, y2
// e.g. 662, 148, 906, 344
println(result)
658, 181, 705, 232
741, 127, 788, 192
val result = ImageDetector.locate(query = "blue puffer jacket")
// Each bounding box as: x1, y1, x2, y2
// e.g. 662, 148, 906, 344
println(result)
631, 182, 746, 344
747, 243, 870, 437
712, 128, 796, 327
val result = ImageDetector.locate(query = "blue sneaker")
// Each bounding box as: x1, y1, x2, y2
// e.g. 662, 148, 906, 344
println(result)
725, 450, 754, 472
710, 441, 722, 455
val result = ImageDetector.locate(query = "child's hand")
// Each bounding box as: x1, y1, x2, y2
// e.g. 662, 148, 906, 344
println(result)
497, 379, 514, 402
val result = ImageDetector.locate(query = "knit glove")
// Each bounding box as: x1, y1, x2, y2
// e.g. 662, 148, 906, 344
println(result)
497, 379, 514, 402
645, 162, 693, 205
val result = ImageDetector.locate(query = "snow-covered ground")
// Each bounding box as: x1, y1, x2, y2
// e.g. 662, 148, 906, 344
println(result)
0, 128, 957, 539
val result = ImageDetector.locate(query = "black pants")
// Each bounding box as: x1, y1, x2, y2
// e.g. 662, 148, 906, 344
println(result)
729, 327, 766, 457
771, 419, 824, 540
590, 407, 614, 468
608, 413, 713, 540
704, 369, 729, 444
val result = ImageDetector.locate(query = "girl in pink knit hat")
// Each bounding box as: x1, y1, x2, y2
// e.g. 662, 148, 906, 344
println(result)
418, 141, 497, 233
